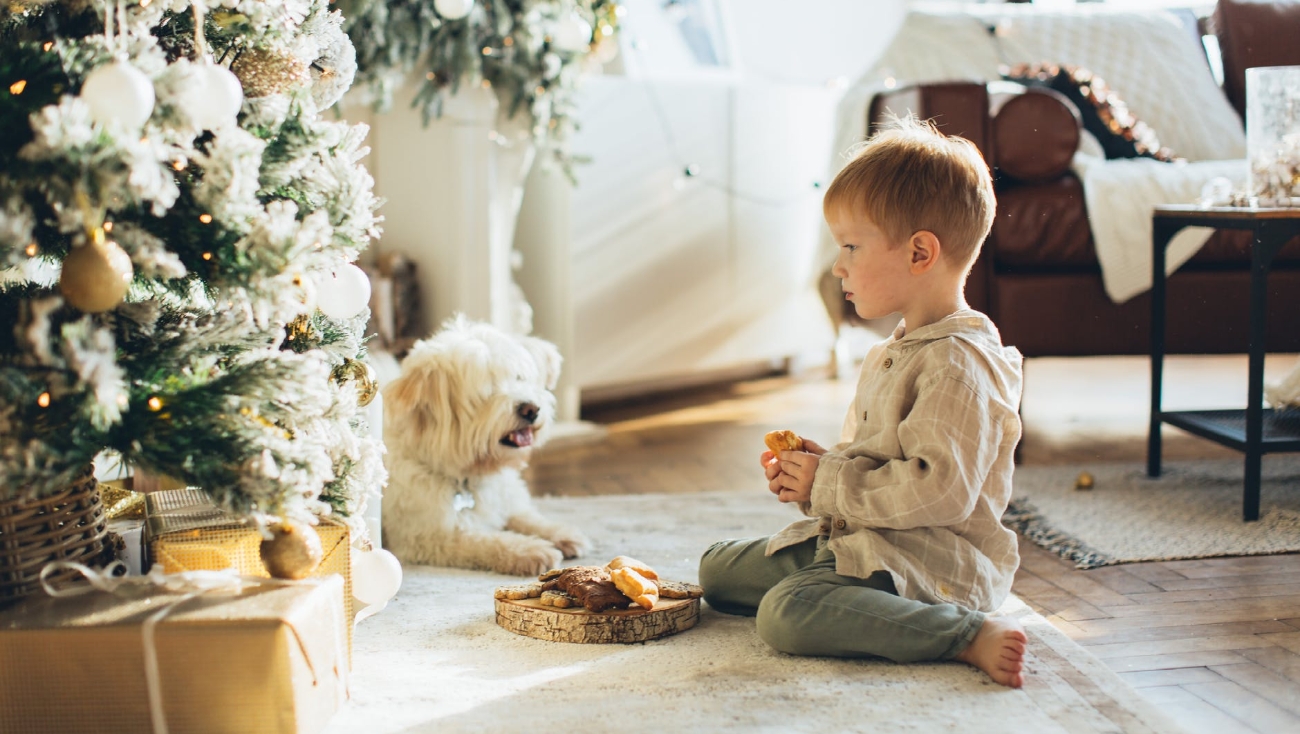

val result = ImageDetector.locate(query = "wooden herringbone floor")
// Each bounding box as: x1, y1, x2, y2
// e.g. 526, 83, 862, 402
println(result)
527, 356, 1300, 734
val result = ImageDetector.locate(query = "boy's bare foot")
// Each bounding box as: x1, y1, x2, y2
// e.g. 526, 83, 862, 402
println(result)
954, 616, 1027, 688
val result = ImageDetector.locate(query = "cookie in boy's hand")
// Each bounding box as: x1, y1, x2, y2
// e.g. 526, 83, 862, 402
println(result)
764, 429, 804, 456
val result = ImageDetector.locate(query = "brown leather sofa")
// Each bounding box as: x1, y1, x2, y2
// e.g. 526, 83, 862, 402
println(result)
828, 0, 1300, 357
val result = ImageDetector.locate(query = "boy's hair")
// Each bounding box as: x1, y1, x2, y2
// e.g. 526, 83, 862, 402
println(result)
823, 116, 996, 272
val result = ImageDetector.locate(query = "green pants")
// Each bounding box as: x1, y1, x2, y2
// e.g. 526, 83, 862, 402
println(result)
698, 535, 984, 663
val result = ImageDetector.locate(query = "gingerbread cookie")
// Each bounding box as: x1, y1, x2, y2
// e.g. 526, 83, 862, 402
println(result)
657, 580, 704, 599
541, 566, 632, 613
494, 583, 543, 600
539, 590, 578, 608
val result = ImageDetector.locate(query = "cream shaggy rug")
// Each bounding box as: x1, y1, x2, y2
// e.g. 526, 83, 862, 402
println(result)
325, 492, 1184, 734
1006, 456, 1300, 569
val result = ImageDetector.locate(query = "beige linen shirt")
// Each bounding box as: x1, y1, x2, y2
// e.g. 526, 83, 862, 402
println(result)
766, 310, 1023, 613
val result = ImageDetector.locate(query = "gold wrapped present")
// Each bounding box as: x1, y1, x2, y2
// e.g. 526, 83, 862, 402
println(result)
0, 569, 347, 734
143, 488, 355, 661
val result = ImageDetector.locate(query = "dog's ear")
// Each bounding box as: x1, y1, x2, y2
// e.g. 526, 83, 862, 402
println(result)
383, 363, 446, 439
519, 335, 563, 391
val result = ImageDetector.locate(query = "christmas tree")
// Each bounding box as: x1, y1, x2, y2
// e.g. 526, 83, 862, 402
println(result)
0, 0, 385, 532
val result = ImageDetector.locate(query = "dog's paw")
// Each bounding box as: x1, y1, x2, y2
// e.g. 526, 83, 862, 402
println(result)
552, 531, 591, 560
500, 543, 564, 577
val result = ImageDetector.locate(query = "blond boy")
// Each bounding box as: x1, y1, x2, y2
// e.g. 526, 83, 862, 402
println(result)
698, 117, 1027, 687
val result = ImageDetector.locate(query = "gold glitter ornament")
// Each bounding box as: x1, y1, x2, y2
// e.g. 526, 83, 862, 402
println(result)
260, 520, 324, 579
231, 48, 310, 98
59, 227, 133, 313
332, 358, 378, 407
286, 314, 315, 342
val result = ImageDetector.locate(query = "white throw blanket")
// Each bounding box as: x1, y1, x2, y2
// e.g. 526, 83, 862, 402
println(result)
822, 5, 1248, 304
1071, 154, 1247, 303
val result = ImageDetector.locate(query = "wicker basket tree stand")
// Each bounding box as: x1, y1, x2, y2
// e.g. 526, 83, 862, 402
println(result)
0, 464, 109, 600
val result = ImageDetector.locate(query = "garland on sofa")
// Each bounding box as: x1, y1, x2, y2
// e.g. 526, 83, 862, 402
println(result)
1003, 62, 1180, 163
340, 0, 620, 175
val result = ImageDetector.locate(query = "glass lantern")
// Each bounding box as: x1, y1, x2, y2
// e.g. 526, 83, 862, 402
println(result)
1246, 65, 1300, 207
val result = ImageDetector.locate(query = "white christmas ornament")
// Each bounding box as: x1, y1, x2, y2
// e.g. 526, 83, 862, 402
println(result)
81, 61, 155, 130
351, 547, 403, 606
188, 62, 244, 130
433, 0, 474, 20
315, 263, 371, 320
551, 13, 593, 53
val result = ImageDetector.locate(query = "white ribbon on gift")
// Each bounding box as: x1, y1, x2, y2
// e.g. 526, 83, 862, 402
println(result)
39, 560, 349, 734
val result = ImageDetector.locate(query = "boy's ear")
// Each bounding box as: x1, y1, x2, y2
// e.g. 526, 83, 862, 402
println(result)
909, 231, 941, 274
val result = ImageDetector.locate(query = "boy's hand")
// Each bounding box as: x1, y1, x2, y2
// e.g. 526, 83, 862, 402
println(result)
801, 439, 827, 456
761, 450, 781, 482
768, 449, 821, 504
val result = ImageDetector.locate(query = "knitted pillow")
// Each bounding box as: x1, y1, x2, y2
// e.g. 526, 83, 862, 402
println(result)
1002, 62, 1179, 162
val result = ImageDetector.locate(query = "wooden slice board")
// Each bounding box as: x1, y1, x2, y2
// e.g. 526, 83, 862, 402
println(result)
495, 594, 700, 644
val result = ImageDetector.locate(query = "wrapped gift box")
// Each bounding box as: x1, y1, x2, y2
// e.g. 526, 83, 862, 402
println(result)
143, 488, 354, 659
0, 575, 347, 734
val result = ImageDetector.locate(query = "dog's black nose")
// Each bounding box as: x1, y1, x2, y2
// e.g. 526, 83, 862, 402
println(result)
517, 402, 539, 424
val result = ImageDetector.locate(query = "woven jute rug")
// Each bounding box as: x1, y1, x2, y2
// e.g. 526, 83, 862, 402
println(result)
1006, 456, 1300, 570
328, 492, 1184, 734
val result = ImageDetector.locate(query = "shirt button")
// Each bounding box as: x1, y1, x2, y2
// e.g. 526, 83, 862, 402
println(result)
835, 518, 847, 530
883, 357, 893, 369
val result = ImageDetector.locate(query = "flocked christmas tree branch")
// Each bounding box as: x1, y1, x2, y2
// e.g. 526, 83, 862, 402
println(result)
0, 0, 385, 532
340, 0, 621, 177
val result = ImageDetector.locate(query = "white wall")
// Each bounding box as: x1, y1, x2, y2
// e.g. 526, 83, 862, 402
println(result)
725, 0, 907, 87
533, 0, 911, 394
352, 0, 918, 400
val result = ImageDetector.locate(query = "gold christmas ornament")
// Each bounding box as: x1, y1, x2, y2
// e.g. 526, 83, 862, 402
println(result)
231, 48, 310, 98
259, 520, 324, 579
286, 314, 315, 342
332, 358, 378, 407
1075, 471, 1095, 491
59, 228, 133, 313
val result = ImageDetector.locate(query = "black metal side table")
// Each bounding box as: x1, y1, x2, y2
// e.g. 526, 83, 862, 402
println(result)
1148, 205, 1300, 521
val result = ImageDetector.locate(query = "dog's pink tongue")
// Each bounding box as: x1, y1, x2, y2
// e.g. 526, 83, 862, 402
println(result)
511, 428, 534, 447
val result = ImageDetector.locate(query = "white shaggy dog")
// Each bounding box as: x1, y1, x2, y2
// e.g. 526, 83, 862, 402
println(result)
381, 316, 590, 575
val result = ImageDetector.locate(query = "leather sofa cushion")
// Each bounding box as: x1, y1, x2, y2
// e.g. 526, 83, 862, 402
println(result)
1213, 0, 1300, 119
989, 84, 1081, 184
991, 175, 1095, 270
993, 269, 1300, 356
869, 82, 990, 159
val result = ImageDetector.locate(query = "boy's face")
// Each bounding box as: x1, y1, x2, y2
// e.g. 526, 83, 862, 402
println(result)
827, 208, 914, 321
